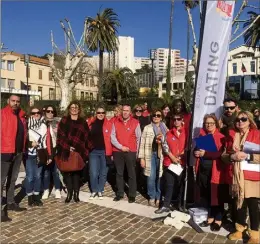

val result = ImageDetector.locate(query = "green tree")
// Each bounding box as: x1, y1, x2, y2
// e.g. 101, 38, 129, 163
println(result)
102, 67, 137, 102
86, 8, 120, 101
243, 11, 260, 49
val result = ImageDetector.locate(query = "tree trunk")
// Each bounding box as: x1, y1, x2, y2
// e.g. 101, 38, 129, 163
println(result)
59, 79, 72, 111
116, 82, 121, 102
113, 50, 116, 70
187, 7, 197, 45
98, 48, 104, 101
166, 0, 174, 97
108, 52, 111, 70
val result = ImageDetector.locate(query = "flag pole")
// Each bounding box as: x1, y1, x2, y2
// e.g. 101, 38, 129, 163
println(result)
183, 0, 208, 211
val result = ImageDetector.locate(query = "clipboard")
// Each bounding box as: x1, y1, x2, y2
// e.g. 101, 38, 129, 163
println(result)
194, 134, 218, 152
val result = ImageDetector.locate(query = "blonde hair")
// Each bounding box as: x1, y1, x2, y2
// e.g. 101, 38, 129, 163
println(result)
235, 111, 257, 130
133, 104, 142, 111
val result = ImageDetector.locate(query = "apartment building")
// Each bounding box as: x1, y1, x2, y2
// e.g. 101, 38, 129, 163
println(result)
134, 57, 151, 71
1, 52, 98, 101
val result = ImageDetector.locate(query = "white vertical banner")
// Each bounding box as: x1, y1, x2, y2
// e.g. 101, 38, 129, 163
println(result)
192, 0, 235, 138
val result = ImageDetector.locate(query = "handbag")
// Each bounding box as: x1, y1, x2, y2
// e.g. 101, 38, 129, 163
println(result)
55, 151, 85, 172
37, 148, 48, 164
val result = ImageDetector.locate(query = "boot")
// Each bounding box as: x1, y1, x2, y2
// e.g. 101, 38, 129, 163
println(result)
65, 190, 73, 203
73, 190, 80, 203
28, 195, 34, 206
33, 195, 43, 206
228, 223, 247, 241
1, 209, 12, 222
247, 230, 260, 244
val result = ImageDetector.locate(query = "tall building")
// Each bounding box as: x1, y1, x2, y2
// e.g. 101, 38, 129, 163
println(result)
134, 57, 151, 71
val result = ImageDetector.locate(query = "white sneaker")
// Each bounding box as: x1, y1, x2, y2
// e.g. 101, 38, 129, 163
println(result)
89, 192, 97, 200
55, 189, 61, 199
42, 190, 49, 200
98, 192, 103, 200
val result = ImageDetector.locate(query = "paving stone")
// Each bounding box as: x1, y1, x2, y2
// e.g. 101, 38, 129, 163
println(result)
193, 233, 207, 243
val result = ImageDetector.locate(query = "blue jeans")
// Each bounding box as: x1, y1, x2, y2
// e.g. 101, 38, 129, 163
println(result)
43, 162, 61, 191
89, 150, 108, 193
25, 155, 43, 195
147, 152, 161, 200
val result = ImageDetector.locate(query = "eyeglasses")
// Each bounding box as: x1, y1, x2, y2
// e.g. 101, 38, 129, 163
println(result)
173, 118, 182, 121
46, 110, 54, 114
236, 117, 248, 123
70, 106, 79, 110
31, 111, 41, 115
224, 106, 236, 111
135, 109, 143, 112
152, 114, 162, 118
205, 122, 215, 126
97, 112, 105, 115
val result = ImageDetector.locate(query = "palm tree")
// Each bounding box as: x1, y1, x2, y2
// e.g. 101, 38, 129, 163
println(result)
103, 67, 136, 102
166, 0, 175, 97
243, 11, 260, 49
183, 0, 199, 45
85, 8, 120, 101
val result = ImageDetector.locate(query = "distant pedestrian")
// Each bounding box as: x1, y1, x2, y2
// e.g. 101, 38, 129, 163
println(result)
1, 94, 27, 222
252, 108, 260, 130
142, 102, 150, 117
133, 104, 150, 132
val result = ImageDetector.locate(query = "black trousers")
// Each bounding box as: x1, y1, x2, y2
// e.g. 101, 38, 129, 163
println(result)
113, 152, 137, 198
63, 171, 81, 192
163, 168, 183, 208
237, 197, 259, 231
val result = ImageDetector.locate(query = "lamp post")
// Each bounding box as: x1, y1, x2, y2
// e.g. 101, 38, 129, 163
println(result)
149, 49, 156, 88
24, 54, 30, 104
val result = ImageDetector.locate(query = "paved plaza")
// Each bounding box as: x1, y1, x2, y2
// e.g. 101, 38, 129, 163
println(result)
1, 168, 243, 244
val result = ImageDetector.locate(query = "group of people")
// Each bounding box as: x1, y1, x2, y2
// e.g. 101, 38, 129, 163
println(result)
1, 94, 260, 244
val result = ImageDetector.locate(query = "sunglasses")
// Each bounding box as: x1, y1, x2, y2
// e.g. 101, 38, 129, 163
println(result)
173, 118, 182, 121
236, 117, 248, 123
224, 106, 236, 111
97, 112, 105, 115
152, 114, 162, 118
31, 111, 41, 115
46, 110, 54, 114
205, 122, 215, 126
135, 109, 143, 112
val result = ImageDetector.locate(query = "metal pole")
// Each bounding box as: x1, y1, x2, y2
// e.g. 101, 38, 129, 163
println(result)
26, 63, 29, 104
152, 59, 154, 88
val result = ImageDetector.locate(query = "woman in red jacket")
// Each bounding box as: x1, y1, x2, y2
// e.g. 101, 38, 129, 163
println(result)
223, 111, 260, 243
194, 114, 231, 232
88, 106, 112, 200
155, 114, 186, 214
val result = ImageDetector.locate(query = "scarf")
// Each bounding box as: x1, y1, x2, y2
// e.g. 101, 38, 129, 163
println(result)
56, 116, 89, 161
232, 129, 249, 209
152, 122, 167, 158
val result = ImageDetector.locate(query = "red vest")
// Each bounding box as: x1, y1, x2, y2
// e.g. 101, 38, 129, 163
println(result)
226, 129, 260, 181
87, 117, 113, 156
195, 129, 233, 184
163, 127, 186, 167
142, 110, 150, 117
1, 106, 27, 153
112, 116, 139, 152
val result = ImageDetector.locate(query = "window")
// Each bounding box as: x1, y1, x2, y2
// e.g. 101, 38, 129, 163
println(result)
90, 93, 93, 100
90, 78, 95, 87
250, 61, 255, 73
38, 87, 43, 99
27, 85, 31, 91
7, 61, 15, 71
173, 83, 178, 90
39, 70, 42, 80
49, 88, 54, 100
86, 78, 90, 87
49, 72, 53, 81
85, 92, 89, 100
1, 60, 5, 69
232, 63, 237, 74
81, 91, 84, 100
7, 79, 15, 89
1, 78, 6, 87
162, 83, 167, 90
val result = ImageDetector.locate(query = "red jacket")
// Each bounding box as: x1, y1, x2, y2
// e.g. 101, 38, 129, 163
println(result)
163, 127, 186, 167
1, 105, 27, 153
142, 110, 150, 117
112, 116, 139, 152
87, 117, 113, 156
170, 113, 191, 139
226, 129, 260, 181
195, 129, 232, 184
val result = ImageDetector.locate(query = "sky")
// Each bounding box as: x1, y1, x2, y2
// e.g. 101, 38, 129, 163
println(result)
2, 1, 248, 60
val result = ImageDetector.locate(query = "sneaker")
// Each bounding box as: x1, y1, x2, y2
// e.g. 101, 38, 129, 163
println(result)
55, 190, 61, 199
98, 192, 103, 200
89, 192, 97, 200
42, 190, 49, 200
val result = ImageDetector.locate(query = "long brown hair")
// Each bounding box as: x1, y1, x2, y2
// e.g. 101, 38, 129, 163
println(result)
66, 101, 84, 118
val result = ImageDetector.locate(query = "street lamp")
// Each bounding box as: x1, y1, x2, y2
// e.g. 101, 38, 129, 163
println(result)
149, 49, 156, 88
24, 54, 30, 104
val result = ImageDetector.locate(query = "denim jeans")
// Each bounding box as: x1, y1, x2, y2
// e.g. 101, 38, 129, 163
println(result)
89, 150, 108, 193
147, 152, 161, 200
25, 155, 43, 195
43, 162, 61, 191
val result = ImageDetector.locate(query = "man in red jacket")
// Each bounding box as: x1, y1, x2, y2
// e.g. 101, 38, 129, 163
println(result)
111, 104, 141, 203
1, 95, 27, 222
